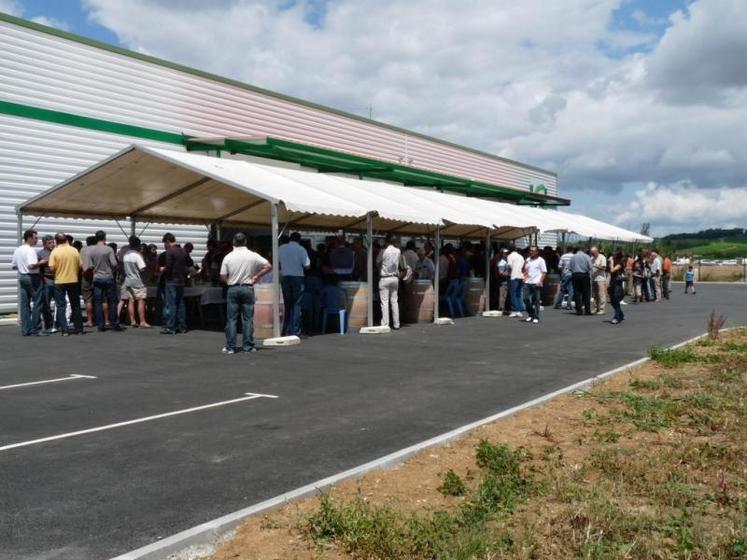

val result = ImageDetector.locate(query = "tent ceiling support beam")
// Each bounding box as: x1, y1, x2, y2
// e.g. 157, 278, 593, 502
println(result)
338, 216, 368, 230
130, 176, 211, 217
216, 199, 267, 222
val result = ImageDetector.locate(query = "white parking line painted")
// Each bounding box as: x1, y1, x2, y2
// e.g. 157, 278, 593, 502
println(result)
0, 374, 97, 391
0, 392, 278, 453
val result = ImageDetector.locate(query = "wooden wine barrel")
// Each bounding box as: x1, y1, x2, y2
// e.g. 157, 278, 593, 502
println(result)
466, 277, 485, 315
253, 284, 284, 339
338, 281, 369, 328
541, 273, 561, 306
403, 279, 435, 323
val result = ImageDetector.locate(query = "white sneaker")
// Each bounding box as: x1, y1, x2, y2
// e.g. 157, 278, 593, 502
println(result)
508, 312, 518, 317
620, 301, 628, 305
221, 347, 235, 355
532, 318, 539, 324
524, 317, 533, 322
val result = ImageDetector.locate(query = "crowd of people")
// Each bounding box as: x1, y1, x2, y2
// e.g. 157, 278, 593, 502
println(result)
12, 227, 687, 351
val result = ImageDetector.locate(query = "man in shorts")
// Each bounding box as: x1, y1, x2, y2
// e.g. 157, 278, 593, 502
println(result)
121, 236, 151, 328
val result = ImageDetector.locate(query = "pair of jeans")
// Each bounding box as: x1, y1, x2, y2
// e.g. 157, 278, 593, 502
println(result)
225, 285, 255, 351
522, 284, 542, 320
54, 282, 83, 333
554, 272, 574, 307
610, 283, 625, 321
163, 283, 187, 332
572, 273, 592, 314
41, 280, 56, 331
662, 273, 670, 299
18, 274, 43, 335
281, 276, 305, 336
509, 278, 525, 313
93, 277, 119, 329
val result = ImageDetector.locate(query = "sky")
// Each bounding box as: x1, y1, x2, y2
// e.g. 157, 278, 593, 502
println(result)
2, 0, 746, 236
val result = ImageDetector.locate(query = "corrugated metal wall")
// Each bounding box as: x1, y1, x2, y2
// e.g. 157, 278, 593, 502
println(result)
0, 17, 559, 313
0, 19, 557, 195
0, 114, 205, 312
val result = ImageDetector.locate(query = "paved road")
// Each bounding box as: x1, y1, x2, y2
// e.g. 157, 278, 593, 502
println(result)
0, 284, 744, 559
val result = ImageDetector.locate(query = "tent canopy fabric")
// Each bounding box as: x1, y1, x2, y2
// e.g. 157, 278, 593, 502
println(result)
17, 144, 650, 243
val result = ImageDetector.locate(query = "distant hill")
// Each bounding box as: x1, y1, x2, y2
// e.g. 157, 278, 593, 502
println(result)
656, 228, 747, 258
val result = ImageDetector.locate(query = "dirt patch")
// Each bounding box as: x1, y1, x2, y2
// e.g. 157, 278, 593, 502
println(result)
208, 329, 747, 559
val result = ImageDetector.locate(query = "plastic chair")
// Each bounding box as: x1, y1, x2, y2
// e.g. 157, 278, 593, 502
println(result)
321, 285, 348, 334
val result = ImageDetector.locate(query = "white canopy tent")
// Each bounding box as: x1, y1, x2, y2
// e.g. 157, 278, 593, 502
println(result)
17, 144, 650, 337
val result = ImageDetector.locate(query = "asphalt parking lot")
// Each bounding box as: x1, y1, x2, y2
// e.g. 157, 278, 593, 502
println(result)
0, 283, 745, 560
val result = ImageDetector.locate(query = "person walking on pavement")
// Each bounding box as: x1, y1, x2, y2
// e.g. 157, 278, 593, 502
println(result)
608, 249, 626, 324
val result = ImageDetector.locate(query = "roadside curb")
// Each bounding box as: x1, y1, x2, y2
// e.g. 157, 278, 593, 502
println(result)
110, 329, 728, 560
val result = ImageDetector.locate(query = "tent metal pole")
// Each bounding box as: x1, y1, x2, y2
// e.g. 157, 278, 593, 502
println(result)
130, 219, 136, 238
433, 226, 441, 321
271, 203, 281, 339
484, 230, 491, 312
366, 212, 374, 328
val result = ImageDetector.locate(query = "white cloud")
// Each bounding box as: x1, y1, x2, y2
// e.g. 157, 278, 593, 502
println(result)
30, 16, 70, 31
0, 0, 20, 16
80, 0, 747, 232
617, 182, 747, 234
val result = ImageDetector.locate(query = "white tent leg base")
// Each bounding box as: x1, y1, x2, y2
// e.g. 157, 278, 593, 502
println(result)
482, 311, 502, 317
360, 326, 391, 334
262, 335, 301, 347
434, 317, 455, 325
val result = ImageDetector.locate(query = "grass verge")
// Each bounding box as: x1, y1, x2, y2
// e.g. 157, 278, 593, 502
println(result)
210, 328, 747, 559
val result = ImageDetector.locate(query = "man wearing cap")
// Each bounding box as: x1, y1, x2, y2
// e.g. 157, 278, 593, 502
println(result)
220, 233, 272, 354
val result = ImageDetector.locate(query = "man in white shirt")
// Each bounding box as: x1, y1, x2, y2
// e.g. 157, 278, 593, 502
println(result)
650, 251, 662, 301
506, 247, 525, 318
522, 245, 547, 324
377, 235, 402, 329
121, 236, 151, 328
278, 232, 310, 337
495, 248, 510, 313
11, 229, 47, 336
220, 233, 272, 354
591, 246, 608, 314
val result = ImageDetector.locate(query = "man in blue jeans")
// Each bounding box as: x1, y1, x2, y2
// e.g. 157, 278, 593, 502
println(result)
278, 231, 310, 336
160, 232, 188, 335
83, 230, 124, 331
554, 247, 575, 310
11, 229, 46, 336
219, 233, 272, 354
506, 247, 525, 318
522, 245, 547, 324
